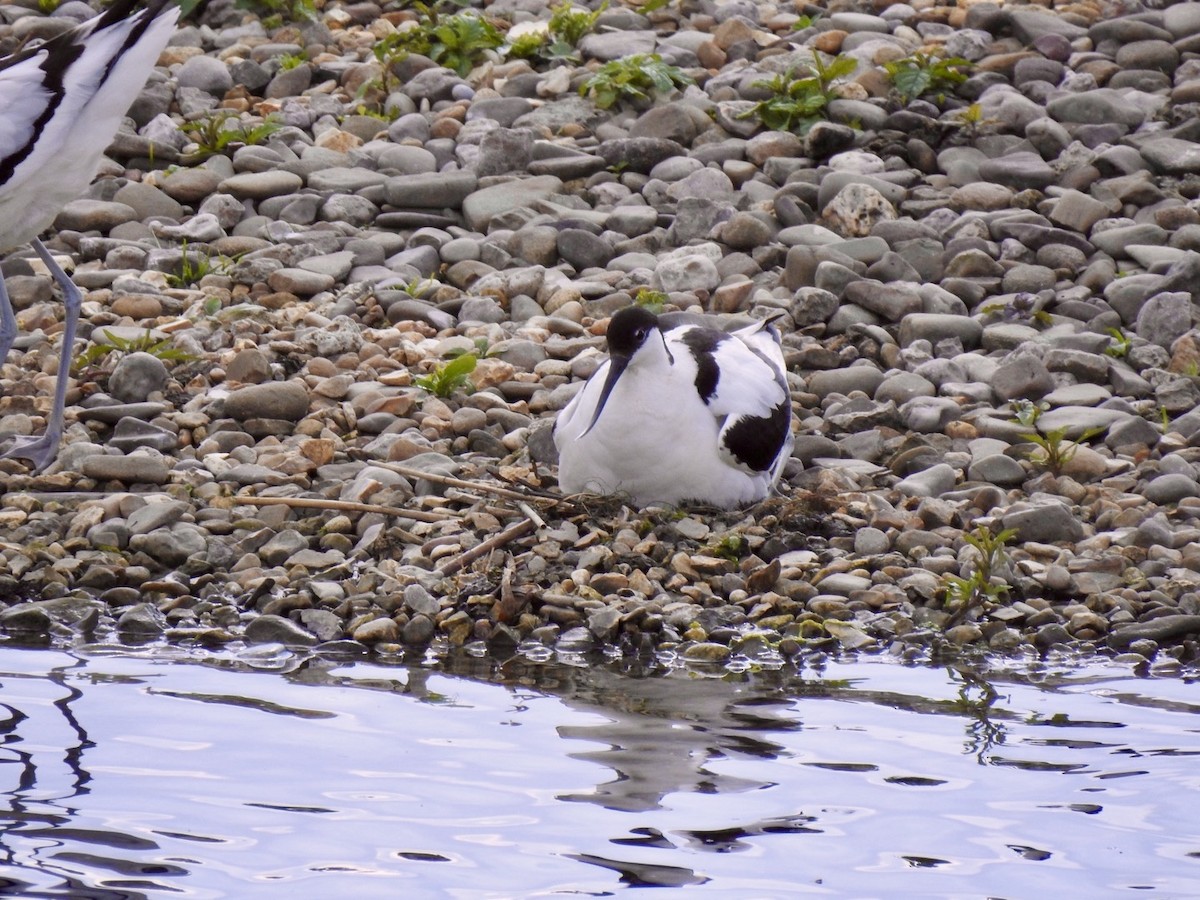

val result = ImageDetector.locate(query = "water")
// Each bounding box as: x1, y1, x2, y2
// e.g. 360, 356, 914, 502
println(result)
0, 644, 1197, 899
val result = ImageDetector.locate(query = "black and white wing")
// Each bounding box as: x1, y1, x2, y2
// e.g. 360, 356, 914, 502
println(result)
674, 322, 792, 474
0, 0, 179, 248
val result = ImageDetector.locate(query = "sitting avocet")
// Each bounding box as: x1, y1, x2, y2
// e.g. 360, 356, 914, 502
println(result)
554, 306, 794, 509
0, 0, 180, 471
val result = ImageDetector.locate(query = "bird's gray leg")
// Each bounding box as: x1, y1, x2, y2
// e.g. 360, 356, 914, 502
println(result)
0, 238, 80, 472
0, 262, 16, 362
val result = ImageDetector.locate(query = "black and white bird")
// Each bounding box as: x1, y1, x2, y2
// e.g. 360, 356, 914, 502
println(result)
0, 0, 180, 471
554, 306, 794, 509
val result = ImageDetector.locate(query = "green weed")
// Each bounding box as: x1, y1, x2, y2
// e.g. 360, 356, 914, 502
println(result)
1009, 399, 1047, 430
166, 241, 232, 288
1021, 426, 1103, 475
374, 6, 504, 80
633, 288, 667, 314
580, 53, 693, 109
745, 53, 856, 133
235, 0, 318, 27
1104, 326, 1132, 359
73, 330, 196, 375
884, 50, 971, 103
942, 525, 1017, 626
182, 111, 283, 158
279, 51, 308, 70
507, 2, 607, 64
415, 353, 477, 397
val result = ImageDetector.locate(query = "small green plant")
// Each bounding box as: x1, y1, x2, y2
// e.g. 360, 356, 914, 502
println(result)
633, 288, 667, 314
1020, 427, 1103, 474
949, 101, 998, 136
236, 0, 318, 27
745, 53, 856, 133
548, 1, 606, 46
942, 525, 1017, 626
374, 8, 504, 79
73, 330, 196, 375
279, 51, 308, 70
1009, 399, 1046, 430
1104, 326, 1132, 359
706, 532, 747, 562
166, 241, 232, 288
415, 353, 477, 397
37, 0, 61, 13
581, 54, 693, 110
790, 13, 821, 29
182, 112, 283, 158
427, 11, 505, 76
507, 2, 607, 64
1160, 405, 1172, 433
884, 50, 971, 103
638, 0, 672, 12
1009, 403, 1103, 474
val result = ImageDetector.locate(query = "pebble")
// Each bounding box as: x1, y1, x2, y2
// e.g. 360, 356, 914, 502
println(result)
0, 0, 1197, 670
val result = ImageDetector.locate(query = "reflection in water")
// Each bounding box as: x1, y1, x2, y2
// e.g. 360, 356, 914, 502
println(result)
0, 644, 1195, 897
0, 657, 162, 900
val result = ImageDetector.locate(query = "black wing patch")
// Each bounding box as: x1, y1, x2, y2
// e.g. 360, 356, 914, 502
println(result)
722, 400, 791, 472
678, 327, 729, 403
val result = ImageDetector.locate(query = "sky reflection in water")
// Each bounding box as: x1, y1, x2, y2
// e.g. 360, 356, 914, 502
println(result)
0, 645, 1196, 898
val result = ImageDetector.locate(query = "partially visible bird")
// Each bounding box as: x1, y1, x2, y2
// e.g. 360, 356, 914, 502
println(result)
554, 305, 794, 509
0, 0, 181, 471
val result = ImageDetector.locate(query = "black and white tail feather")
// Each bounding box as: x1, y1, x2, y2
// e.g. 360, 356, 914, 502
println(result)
0, 0, 180, 471
554, 306, 795, 509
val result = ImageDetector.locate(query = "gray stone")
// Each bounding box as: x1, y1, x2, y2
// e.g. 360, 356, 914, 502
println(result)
108, 352, 170, 403
54, 199, 138, 232
992, 355, 1054, 401
807, 366, 886, 398
245, 614, 320, 646
843, 281, 922, 322
128, 500, 191, 535
977, 152, 1056, 190
116, 603, 166, 636
1141, 138, 1200, 176
462, 175, 563, 231
896, 463, 957, 497
898, 314, 983, 349
1000, 501, 1086, 543
385, 172, 478, 208
1046, 89, 1149, 127
1143, 473, 1200, 504
80, 454, 171, 484
177, 55, 233, 95
1136, 292, 1192, 348
223, 381, 310, 421
219, 171, 304, 200
967, 454, 1026, 486
874, 372, 935, 404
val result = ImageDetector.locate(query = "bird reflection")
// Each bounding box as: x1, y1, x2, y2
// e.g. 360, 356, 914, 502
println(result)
444, 653, 804, 814
0, 656, 167, 900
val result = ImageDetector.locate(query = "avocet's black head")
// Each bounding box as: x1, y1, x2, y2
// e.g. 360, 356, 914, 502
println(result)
580, 306, 665, 437
605, 305, 660, 358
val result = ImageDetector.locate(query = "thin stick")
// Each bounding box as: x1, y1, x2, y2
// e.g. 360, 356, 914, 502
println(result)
435, 518, 536, 577
237, 495, 457, 523
379, 462, 552, 504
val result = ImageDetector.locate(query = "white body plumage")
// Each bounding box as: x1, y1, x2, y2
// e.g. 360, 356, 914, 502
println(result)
554, 307, 794, 509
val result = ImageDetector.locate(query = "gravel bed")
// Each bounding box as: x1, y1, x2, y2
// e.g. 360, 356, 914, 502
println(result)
1, 0, 1200, 674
